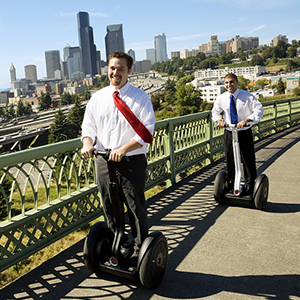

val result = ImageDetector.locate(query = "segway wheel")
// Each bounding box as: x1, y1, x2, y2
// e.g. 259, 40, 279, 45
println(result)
83, 222, 113, 274
214, 170, 227, 204
253, 174, 269, 210
138, 232, 168, 289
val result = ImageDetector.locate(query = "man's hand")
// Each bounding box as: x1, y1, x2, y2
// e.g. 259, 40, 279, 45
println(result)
237, 120, 248, 129
81, 137, 96, 159
217, 120, 226, 128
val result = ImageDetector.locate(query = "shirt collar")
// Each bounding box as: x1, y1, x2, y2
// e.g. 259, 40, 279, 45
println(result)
231, 88, 240, 99
110, 81, 130, 95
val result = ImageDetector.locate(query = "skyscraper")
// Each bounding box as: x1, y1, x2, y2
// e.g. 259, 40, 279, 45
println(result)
77, 11, 97, 77
105, 24, 125, 61
45, 50, 61, 79
146, 49, 156, 65
128, 49, 135, 62
10, 63, 16, 82
154, 33, 167, 63
24, 65, 37, 83
63, 44, 82, 80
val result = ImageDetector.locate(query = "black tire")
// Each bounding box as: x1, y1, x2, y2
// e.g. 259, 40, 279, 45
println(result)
254, 174, 269, 210
214, 170, 227, 204
139, 233, 168, 289
83, 222, 113, 274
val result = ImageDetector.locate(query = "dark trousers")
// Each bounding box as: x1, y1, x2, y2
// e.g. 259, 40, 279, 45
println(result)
96, 154, 148, 250
224, 128, 256, 187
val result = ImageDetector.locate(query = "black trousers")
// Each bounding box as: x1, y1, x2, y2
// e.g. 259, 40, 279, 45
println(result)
96, 154, 148, 250
224, 128, 256, 187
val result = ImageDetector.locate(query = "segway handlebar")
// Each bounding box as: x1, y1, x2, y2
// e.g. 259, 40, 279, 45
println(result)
92, 149, 130, 162
224, 123, 250, 128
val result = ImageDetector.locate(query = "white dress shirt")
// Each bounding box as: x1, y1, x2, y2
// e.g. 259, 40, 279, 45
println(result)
212, 88, 264, 131
81, 81, 155, 156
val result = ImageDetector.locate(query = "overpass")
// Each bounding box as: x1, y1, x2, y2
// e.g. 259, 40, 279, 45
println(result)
0, 98, 299, 299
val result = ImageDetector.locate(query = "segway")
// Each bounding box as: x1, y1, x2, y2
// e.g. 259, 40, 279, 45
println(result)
83, 150, 168, 289
214, 124, 269, 210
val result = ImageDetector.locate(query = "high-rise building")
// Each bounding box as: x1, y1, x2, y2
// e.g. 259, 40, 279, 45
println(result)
10, 63, 16, 82
128, 49, 135, 62
45, 50, 61, 79
63, 44, 82, 80
270, 34, 288, 47
77, 11, 97, 77
24, 65, 37, 83
105, 24, 125, 61
154, 33, 167, 63
146, 49, 156, 65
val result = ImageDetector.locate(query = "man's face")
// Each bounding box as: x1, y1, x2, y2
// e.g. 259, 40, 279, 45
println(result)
224, 76, 238, 94
108, 57, 131, 89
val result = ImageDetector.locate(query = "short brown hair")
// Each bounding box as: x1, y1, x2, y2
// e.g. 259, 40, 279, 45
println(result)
108, 51, 133, 70
224, 73, 238, 81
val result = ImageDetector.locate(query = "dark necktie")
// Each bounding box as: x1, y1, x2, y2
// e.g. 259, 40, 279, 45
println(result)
113, 91, 153, 144
230, 94, 238, 125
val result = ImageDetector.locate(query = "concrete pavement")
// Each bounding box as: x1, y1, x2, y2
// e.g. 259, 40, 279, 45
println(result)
1, 125, 300, 300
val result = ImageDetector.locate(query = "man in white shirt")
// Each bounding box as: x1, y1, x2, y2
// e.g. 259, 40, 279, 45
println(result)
81, 52, 155, 262
212, 73, 264, 194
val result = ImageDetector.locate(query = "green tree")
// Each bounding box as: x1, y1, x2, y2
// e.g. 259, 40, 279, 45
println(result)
48, 108, 70, 143
24, 103, 33, 115
60, 92, 73, 105
175, 84, 202, 112
293, 86, 300, 96
251, 54, 264, 66
16, 100, 25, 117
237, 76, 250, 91
67, 97, 85, 139
38, 91, 52, 111
151, 93, 163, 110
277, 78, 285, 94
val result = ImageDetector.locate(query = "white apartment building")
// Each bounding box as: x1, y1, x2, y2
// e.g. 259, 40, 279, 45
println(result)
180, 49, 198, 59
190, 78, 226, 102
194, 65, 266, 80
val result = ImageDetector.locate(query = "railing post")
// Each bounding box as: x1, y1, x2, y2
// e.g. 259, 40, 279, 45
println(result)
168, 119, 176, 185
208, 112, 214, 164
274, 101, 278, 133
289, 99, 292, 127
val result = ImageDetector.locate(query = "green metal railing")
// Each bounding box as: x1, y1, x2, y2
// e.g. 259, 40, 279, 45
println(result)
0, 97, 300, 273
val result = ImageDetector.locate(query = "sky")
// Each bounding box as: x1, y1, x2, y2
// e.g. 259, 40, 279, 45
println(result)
1, 0, 300, 89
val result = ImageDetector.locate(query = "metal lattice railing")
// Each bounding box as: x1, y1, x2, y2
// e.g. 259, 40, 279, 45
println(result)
0, 97, 300, 272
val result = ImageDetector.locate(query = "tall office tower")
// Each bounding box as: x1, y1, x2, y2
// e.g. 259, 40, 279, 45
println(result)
63, 44, 81, 79
96, 50, 101, 75
105, 24, 125, 61
146, 49, 156, 65
154, 33, 167, 63
10, 63, 16, 82
45, 50, 61, 79
24, 65, 37, 83
128, 49, 135, 62
77, 11, 97, 77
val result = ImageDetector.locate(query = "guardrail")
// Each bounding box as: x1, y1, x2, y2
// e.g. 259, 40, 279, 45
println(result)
0, 97, 300, 272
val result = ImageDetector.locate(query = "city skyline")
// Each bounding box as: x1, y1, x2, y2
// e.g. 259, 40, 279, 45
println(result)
1, 0, 300, 89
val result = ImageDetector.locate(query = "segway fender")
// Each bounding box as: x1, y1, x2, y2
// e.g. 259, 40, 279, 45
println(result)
253, 174, 269, 210
137, 231, 163, 269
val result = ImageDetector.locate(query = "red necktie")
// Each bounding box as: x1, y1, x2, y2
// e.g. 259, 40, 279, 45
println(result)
113, 91, 153, 144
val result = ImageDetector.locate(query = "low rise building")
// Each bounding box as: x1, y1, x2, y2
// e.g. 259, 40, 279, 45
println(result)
190, 79, 226, 102
195, 65, 266, 80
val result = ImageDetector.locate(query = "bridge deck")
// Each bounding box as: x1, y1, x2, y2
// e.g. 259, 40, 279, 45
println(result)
1, 125, 300, 299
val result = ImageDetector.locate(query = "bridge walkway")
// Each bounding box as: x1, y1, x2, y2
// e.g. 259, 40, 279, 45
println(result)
1, 125, 300, 299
